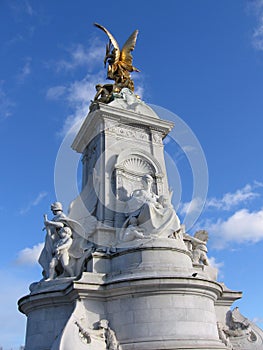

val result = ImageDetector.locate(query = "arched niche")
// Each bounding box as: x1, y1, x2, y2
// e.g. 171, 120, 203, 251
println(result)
115, 149, 164, 202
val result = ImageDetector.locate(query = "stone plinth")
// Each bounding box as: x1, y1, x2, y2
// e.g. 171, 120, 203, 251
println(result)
18, 98, 263, 350
71, 103, 174, 235
19, 240, 233, 350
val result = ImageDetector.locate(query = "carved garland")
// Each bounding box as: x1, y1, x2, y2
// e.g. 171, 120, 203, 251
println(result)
106, 124, 163, 144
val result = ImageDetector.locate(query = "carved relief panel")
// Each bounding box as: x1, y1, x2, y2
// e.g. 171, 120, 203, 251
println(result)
113, 149, 164, 227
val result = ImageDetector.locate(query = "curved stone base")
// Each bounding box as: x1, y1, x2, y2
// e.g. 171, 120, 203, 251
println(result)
18, 243, 232, 350
122, 339, 228, 350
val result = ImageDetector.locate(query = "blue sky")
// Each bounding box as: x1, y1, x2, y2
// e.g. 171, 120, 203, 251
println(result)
1, 0, 263, 348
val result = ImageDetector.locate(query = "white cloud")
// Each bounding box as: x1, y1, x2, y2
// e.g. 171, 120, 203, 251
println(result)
134, 84, 144, 99
194, 182, 263, 249
55, 42, 105, 72
67, 77, 98, 104
46, 37, 145, 137
253, 23, 263, 50
0, 81, 14, 120
179, 197, 204, 215
254, 180, 263, 187
9, 0, 35, 18
133, 73, 144, 99
208, 256, 224, 279
206, 182, 262, 211
25, 0, 34, 16
252, 316, 263, 325
47, 72, 106, 136
6, 33, 25, 47
249, 0, 263, 50
46, 85, 67, 100
49, 73, 144, 137
46, 39, 106, 136
32, 192, 47, 206
208, 208, 263, 249
0, 270, 30, 348
17, 57, 32, 83
15, 242, 44, 265
19, 191, 47, 215
208, 256, 224, 270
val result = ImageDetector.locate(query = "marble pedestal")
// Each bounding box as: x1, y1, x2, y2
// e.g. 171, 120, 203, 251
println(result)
18, 99, 263, 350
18, 238, 239, 350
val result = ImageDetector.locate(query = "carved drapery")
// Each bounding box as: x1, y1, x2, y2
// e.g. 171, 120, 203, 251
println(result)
113, 150, 164, 228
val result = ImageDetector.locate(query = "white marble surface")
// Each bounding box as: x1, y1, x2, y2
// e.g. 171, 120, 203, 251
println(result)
18, 102, 263, 350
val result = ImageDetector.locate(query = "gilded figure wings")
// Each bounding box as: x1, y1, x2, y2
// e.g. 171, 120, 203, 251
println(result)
120, 29, 139, 72
94, 23, 120, 65
94, 23, 139, 74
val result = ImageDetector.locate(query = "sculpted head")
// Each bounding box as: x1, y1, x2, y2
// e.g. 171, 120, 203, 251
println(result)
99, 319, 109, 329
59, 226, 72, 238
129, 216, 137, 226
142, 174, 153, 190
158, 195, 168, 207
51, 202, 63, 214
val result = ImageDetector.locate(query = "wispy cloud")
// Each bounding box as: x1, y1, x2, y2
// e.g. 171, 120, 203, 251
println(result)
208, 256, 224, 279
182, 182, 263, 249
6, 33, 25, 47
17, 57, 32, 83
0, 81, 14, 120
47, 74, 145, 137
9, 0, 36, 18
179, 182, 263, 217
46, 36, 145, 136
133, 73, 145, 99
45, 38, 105, 136
249, 0, 263, 50
207, 208, 263, 249
24, 0, 34, 16
53, 41, 105, 73
252, 316, 263, 325
46, 85, 67, 100
47, 72, 105, 136
0, 270, 30, 348
208, 256, 224, 270
188, 182, 263, 249
19, 191, 47, 215
206, 182, 262, 211
15, 242, 44, 265
179, 197, 204, 215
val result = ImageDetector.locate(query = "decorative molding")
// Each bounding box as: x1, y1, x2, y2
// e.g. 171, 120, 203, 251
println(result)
122, 156, 154, 175
106, 124, 150, 143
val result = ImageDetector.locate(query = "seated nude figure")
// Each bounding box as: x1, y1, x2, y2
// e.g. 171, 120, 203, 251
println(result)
121, 217, 145, 242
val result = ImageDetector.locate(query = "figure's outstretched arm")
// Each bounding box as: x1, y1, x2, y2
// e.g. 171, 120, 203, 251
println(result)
184, 233, 204, 245
43, 214, 64, 229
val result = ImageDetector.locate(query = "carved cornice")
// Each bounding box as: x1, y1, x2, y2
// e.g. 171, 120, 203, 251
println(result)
72, 103, 174, 153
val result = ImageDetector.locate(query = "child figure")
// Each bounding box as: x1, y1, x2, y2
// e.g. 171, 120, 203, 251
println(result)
48, 226, 74, 280
122, 217, 145, 242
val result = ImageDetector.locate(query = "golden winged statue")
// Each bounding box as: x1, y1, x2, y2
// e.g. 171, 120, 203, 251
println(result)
94, 23, 139, 92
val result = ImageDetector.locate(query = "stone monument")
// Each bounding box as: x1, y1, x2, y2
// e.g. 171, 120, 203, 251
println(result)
18, 24, 263, 350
